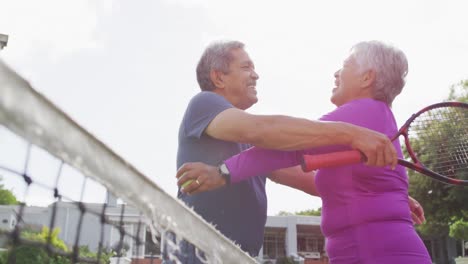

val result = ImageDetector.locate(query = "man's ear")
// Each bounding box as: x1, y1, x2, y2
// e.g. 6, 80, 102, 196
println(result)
210, 70, 225, 89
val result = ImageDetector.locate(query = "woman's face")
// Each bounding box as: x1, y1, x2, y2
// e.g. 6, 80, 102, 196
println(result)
331, 54, 370, 107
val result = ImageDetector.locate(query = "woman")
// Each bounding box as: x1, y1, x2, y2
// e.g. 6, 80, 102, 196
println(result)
219, 41, 432, 263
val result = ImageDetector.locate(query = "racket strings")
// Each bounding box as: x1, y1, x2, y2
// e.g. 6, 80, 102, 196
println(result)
407, 106, 468, 180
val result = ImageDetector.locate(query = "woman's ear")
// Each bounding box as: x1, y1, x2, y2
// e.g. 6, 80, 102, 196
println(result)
361, 69, 376, 88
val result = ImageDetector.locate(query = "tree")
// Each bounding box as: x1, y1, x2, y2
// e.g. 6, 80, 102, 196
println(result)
295, 208, 322, 216
0, 176, 18, 205
21, 227, 69, 252
0, 245, 50, 264
277, 211, 293, 216
277, 207, 322, 216
450, 217, 468, 241
448, 80, 468, 102
0, 227, 113, 264
0, 227, 67, 264
408, 80, 468, 259
275, 256, 296, 264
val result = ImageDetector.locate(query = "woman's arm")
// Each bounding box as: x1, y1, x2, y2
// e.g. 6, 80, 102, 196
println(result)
269, 166, 319, 196
177, 99, 396, 194
224, 147, 305, 183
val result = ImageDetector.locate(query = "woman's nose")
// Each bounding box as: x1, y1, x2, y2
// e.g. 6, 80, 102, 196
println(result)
334, 70, 340, 78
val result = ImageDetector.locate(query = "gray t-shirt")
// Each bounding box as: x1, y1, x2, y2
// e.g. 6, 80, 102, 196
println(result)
177, 91, 267, 256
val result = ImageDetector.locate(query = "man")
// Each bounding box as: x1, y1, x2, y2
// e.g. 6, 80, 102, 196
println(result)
167, 40, 417, 263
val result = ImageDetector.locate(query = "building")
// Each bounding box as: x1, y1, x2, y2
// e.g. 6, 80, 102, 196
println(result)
0, 202, 159, 262
0, 202, 328, 263
0, 33, 8, 50
260, 215, 327, 264
0, 202, 463, 264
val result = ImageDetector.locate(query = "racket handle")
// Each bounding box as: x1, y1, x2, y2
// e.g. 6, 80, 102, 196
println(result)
302, 150, 364, 171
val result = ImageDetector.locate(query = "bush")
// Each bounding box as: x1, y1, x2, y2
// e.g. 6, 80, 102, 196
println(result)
450, 218, 468, 241
0, 227, 113, 264
0, 250, 8, 264
4, 245, 50, 264
276, 256, 297, 264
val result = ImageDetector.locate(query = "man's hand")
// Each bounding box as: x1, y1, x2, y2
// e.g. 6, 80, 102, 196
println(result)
409, 196, 425, 225
350, 125, 397, 169
176, 162, 226, 195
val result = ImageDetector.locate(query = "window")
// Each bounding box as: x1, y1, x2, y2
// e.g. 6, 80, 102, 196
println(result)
263, 227, 286, 260
144, 229, 161, 256
296, 225, 325, 256
297, 234, 323, 252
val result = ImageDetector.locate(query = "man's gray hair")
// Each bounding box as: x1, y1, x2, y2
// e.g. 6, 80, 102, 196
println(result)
196, 40, 245, 91
351, 41, 408, 106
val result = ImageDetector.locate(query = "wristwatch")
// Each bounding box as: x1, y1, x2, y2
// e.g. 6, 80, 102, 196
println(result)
218, 163, 231, 185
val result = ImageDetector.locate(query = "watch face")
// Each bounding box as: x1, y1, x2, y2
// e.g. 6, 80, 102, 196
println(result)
220, 163, 230, 175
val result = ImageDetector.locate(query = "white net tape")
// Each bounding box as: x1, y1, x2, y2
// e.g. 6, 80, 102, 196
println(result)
0, 59, 256, 264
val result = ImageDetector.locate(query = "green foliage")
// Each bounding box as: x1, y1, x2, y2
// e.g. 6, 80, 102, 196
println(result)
4, 245, 50, 264
408, 79, 468, 238
447, 80, 468, 102
295, 207, 322, 216
449, 218, 468, 240
277, 207, 322, 216
408, 167, 468, 237
79, 245, 96, 259
0, 227, 112, 264
275, 256, 297, 264
449, 211, 468, 240
0, 227, 69, 264
0, 189, 18, 205
111, 241, 130, 257
0, 245, 73, 264
277, 211, 293, 216
0, 177, 18, 205
21, 227, 68, 252
79, 245, 113, 263
0, 250, 8, 264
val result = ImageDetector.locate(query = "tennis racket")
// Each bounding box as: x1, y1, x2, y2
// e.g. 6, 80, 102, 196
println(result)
302, 102, 468, 186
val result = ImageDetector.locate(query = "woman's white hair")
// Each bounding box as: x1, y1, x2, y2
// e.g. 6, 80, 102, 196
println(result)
351, 41, 408, 106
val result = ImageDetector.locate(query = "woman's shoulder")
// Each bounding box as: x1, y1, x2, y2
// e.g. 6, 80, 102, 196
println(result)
320, 98, 393, 130
341, 98, 388, 113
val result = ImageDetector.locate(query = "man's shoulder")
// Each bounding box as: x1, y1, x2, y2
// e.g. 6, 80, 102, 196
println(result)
185, 91, 233, 117
189, 91, 227, 105
179, 91, 234, 138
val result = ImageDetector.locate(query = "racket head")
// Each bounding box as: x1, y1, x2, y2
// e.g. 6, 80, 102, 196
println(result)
401, 102, 468, 185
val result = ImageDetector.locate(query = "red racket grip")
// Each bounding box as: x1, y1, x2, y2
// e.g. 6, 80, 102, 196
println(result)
302, 150, 364, 171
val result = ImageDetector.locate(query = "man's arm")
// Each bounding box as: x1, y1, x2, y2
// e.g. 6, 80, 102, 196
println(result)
268, 166, 319, 196
206, 108, 396, 167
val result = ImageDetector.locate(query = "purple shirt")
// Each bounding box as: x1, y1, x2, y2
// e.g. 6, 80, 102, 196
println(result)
224, 98, 431, 263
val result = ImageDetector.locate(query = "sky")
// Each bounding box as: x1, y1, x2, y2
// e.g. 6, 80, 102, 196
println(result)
0, 0, 467, 216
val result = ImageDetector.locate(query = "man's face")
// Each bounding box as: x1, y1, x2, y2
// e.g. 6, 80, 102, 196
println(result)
331, 54, 366, 107
219, 48, 259, 110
